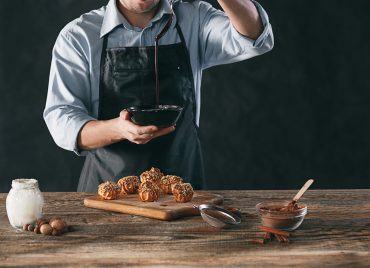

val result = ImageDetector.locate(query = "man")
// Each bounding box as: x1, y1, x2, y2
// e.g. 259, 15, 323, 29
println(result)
44, 0, 273, 192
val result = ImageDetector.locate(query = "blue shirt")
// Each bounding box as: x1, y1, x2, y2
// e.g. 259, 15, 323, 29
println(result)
44, 0, 274, 155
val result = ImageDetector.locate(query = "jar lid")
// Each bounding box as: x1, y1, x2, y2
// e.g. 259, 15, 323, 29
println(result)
12, 178, 39, 190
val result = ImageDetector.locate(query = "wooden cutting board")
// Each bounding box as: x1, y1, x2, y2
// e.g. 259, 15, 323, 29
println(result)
84, 191, 223, 221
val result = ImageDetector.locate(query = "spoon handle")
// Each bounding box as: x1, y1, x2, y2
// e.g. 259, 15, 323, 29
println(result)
292, 179, 314, 202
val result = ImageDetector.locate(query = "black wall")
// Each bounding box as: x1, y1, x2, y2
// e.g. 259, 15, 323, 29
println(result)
1, 0, 370, 192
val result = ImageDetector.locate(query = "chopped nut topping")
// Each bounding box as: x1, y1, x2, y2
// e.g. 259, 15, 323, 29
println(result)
98, 181, 120, 200
118, 176, 140, 194
172, 183, 194, 203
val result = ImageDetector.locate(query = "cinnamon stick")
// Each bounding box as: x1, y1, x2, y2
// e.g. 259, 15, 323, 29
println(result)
274, 234, 290, 243
263, 232, 271, 242
281, 235, 290, 243
252, 239, 266, 244
274, 234, 284, 243
259, 226, 290, 237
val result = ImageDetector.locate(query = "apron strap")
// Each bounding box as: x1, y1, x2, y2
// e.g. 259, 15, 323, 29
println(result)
98, 35, 108, 120
174, 18, 198, 126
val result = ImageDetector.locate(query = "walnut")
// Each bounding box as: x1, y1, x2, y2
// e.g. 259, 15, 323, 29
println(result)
159, 175, 183, 194
138, 181, 161, 202
117, 176, 140, 194
172, 183, 194, 203
140, 167, 163, 184
98, 181, 120, 200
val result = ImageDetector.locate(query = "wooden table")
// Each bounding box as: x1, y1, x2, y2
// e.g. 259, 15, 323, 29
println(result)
1, 190, 369, 267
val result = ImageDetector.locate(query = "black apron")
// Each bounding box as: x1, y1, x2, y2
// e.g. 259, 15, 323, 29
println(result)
77, 12, 205, 192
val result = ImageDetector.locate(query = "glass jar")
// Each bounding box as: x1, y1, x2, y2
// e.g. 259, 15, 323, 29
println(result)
6, 179, 44, 229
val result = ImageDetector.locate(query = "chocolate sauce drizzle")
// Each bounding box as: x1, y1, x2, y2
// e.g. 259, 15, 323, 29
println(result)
154, 11, 174, 105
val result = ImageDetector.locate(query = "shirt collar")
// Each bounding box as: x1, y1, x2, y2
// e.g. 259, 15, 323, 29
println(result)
100, 0, 176, 38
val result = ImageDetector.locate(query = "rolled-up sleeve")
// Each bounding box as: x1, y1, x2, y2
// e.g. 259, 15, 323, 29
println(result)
199, 0, 274, 69
43, 28, 95, 155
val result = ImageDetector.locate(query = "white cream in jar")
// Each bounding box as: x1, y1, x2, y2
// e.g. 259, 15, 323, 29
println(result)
6, 179, 44, 229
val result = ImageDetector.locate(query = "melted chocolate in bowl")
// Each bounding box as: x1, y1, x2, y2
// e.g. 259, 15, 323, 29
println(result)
127, 105, 183, 127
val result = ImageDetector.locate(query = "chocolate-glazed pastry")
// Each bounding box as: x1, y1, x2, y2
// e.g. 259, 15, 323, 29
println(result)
138, 181, 161, 202
98, 181, 120, 200
159, 175, 183, 194
117, 176, 140, 194
172, 183, 193, 203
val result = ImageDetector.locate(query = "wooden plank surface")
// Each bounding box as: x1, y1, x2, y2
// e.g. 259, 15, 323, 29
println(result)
84, 192, 223, 220
0, 190, 369, 267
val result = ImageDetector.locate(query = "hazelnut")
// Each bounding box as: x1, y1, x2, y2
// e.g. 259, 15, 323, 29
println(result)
36, 218, 48, 226
27, 225, 35, 232
23, 224, 30, 231
50, 219, 67, 231
34, 226, 40, 234
40, 224, 53, 235
49, 217, 62, 224
37, 219, 49, 228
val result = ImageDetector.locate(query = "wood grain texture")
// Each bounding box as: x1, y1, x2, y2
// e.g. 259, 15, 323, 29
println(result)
84, 192, 223, 220
0, 190, 369, 267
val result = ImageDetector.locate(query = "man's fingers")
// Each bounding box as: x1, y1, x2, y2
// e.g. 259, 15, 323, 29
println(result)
134, 133, 154, 140
130, 125, 158, 135
132, 138, 151, 145
119, 110, 130, 120
120, 113, 158, 135
129, 126, 175, 144
152, 126, 175, 138
134, 127, 174, 144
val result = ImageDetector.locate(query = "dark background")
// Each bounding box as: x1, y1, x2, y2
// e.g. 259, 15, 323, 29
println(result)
1, 0, 370, 192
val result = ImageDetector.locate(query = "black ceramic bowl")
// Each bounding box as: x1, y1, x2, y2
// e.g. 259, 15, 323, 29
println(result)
126, 105, 183, 127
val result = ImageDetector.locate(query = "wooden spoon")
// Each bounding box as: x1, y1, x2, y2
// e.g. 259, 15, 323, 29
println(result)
292, 179, 314, 203
280, 179, 314, 212
284, 179, 314, 210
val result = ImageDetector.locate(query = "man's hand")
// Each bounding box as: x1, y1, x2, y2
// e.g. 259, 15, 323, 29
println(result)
78, 110, 175, 150
117, 110, 175, 145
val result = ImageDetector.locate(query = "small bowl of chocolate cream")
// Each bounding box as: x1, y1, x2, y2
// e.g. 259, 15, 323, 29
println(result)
127, 105, 183, 128
255, 200, 307, 231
